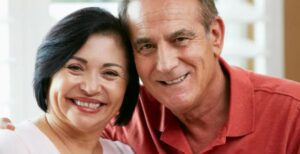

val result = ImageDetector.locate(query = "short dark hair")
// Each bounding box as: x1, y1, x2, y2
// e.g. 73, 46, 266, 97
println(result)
118, 0, 218, 32
33, 7, 139, 126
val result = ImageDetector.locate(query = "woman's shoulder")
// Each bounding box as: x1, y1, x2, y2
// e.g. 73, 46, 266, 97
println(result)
0, 120, 35, 143
2, 121, 42, 142
0, 120, 59, 154
0, 121, 32, 153
100, 138, 135, 154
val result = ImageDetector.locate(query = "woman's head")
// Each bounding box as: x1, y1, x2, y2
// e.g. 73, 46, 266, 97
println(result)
33, 7, 139, 127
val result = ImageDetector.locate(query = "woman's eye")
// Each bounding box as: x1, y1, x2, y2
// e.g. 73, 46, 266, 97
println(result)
66, 65, 83, 71
103, 71, 119, 77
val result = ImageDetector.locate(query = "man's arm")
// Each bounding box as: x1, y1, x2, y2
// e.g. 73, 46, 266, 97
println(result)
0, 117, 15, 130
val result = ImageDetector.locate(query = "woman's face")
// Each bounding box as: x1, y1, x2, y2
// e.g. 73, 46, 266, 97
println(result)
47, 33, 128, 132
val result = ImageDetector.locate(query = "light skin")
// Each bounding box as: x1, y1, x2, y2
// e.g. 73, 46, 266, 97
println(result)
1, 0, 229, 153
0, 117, 15, 130
127, 0, 229, 153
35, 33, 128, 154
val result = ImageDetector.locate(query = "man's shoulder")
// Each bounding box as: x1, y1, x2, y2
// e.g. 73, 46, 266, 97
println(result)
228, 64, 300, 110
100, 138, 134, 154
249, 71, 300, 102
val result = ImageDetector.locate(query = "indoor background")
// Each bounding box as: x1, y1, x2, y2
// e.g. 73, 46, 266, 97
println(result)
0, 0, 299, 123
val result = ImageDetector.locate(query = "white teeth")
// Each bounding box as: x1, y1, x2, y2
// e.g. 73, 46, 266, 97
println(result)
74, 100, 100, 109
164, 74, 187, 85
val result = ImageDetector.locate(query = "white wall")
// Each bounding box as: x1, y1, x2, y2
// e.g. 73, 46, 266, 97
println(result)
9, 0, 52, 122
4, 0, 284, 123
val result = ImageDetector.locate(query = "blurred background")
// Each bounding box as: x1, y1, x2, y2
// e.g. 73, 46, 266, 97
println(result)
0, 0, 299, 123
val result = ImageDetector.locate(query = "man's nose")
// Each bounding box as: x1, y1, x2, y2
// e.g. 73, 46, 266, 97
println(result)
156, 43, 179, 73
80, 74, 102, 96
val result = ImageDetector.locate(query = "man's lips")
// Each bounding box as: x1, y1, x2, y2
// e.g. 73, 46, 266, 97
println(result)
158, 73, 189, 85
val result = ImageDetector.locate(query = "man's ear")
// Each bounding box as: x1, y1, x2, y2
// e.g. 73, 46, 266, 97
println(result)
209, 16, 225, 58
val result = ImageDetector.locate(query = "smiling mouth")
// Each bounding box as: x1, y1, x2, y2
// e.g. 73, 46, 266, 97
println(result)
159, 73, 189, 85
72, 99, 105, 110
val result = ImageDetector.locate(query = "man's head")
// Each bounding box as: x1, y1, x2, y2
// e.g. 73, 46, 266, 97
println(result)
119, 0, 225, 115
119, 0, 219, 32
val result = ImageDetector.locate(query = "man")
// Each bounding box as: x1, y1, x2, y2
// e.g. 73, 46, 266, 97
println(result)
2, 0, 300, 153
102, 0, 300, 153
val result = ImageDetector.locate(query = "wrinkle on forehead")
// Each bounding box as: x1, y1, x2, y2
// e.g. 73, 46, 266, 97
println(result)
127, 0, 206, 42
127, 0, 199, 26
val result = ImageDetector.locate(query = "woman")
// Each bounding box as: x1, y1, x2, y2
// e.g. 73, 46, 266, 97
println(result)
0, 7, 139, 154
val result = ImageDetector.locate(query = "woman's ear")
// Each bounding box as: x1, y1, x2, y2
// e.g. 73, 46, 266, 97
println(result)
209, 16, 225, 58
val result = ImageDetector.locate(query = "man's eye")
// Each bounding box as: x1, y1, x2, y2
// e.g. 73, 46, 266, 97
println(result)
143, 44, 154, 49
175, 37, 188, 42
174, 37, 190, 46
139, 44, 154, 51
137, 43, 155, 55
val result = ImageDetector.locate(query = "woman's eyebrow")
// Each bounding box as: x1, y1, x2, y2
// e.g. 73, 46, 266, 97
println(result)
103, 63, 124, 69
71, 56, 87, 64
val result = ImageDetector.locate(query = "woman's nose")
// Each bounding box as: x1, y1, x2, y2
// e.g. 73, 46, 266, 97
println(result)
80, 74, 102, 96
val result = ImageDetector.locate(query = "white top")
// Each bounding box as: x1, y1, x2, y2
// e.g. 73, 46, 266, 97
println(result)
0, 121, 134, 154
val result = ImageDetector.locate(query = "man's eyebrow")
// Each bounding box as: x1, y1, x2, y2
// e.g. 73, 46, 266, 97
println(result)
170, 29, 196, 38
135, 37, 152, 45
71, 56, 87, 63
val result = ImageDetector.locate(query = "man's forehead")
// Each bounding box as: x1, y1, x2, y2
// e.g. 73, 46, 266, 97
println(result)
127, 0, 199, 22
126, 0, 203, 40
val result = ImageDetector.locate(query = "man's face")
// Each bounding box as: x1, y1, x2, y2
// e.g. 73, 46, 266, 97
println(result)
127, 0, 224, 114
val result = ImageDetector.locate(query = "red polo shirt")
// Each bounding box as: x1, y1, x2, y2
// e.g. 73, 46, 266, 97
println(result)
102, 59, 300, 154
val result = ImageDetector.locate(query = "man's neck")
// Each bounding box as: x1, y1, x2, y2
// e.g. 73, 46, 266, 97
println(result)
177, 62, 230, 153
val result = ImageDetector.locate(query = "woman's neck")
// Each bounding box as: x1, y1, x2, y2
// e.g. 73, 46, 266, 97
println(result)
34, 115, 103, 154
